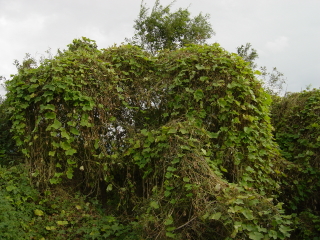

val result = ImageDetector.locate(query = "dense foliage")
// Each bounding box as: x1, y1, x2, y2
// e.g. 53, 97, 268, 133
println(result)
0, 96, 20, 165
1, 38, 298, 239
271, 89, 320, 239
0, 1, 318, 238
0, 165, 138, 239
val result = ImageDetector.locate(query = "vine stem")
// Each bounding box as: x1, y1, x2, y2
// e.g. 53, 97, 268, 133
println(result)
175, 216, 197, 231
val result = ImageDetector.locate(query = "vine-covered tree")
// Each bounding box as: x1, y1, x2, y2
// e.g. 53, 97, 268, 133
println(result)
127, 0, 215, 54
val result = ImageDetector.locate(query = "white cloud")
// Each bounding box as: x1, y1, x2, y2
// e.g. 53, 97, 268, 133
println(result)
0, 17, 8, 26
266, 36, 289, 53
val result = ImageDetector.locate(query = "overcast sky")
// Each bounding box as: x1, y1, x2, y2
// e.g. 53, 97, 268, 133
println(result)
1, 0, 319, 96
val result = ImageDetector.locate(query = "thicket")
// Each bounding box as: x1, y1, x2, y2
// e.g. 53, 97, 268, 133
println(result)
271, 89, 320, 239
0, 164, 138, 239
0, 38, 295, 239
0, 37, 319, 239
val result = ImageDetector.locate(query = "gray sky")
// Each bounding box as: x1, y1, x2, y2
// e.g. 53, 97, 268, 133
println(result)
1, 0, 320, 96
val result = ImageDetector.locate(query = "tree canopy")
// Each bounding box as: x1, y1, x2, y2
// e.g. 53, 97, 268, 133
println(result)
127, 0, 214, 54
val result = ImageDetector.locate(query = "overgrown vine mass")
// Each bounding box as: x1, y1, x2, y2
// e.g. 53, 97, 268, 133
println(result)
0, 1, 319, 238
2, 38, 298, 239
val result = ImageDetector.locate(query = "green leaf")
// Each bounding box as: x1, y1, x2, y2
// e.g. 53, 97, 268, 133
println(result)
180, 145, 190, 150
184, 183, 193, 190
207, 131, 219, 138
66, 169, 73, 179
268, 230, 278, 238
195, 64, 205, 70
202, 212, 209, 220
61, 131, 70, 139
51, 119, 62, 130
60, 141, 71, 150
220, 166, 228, 172
167, 166, 176, 172
70, 127, 80, 135
109, 116, 116, 122
67, 159, 76, 165
80, 113, 91, 127
94, 139, 99, 149
34, 209, 44, 216
199, 76, 208, 81
45, 226, 56, 231
45, 112, 56, 119
242, 209, 254, 220
6, 185, 16, 192
150, 201, 159, 209
248, 231, 264, 240
179, 128, 188, 134
56, 221, 68, 226
244, 127, 253, 134
183, 177, 190, 182
49, 151, 56, 156
106, 184, 113, 191
194, 89, 204, 102
65, 148, 77, 156
166, 226, 176, 232
164, 190, 171, 197
116, 86, 123, 92
141, 129, 148, 136
279, 225, 292, 237
167, 128, 177, 134
201, 148, 207, 155
218, 98, 227, 108
82, 104, 93, 111
49, 178, 59, 184
133, 140, 140, 148
210, 212, 221, 220
41, 104, 55, 111
165, 172, 173, 179
166, 232, 176, 238
254, 70, 261, 75
164, 217, 173, 226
